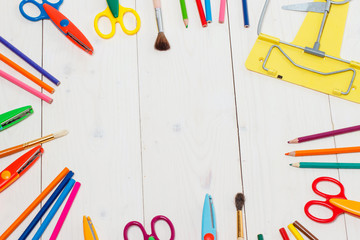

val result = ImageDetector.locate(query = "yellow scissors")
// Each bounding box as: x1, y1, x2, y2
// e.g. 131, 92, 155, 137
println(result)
94, 0, 141, 39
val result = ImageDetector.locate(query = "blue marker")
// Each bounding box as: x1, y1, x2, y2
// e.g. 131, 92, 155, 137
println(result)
32, 179, 76, 240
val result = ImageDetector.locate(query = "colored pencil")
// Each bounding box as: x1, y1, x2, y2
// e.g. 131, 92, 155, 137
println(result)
205, 0, 212, 23
288, 125, 360, 144
49, 182, 81, 240
195, 0, 207, 27
242, 0, 249, 27
0, 69, 53, 103
257, 234, 264, 240
33, 179, 76, 240
293, 221, 319, 240
288, 224, 304, 240
279, 228, 290, 240
219, 0, 226, 23
0, 53, 54, 94
0, 36, 60, 86
19, 171, 74, 240
286, 146, 360, 157
290, 162, 360, 169
0, 168, 69, 240
179, 0, 189, 28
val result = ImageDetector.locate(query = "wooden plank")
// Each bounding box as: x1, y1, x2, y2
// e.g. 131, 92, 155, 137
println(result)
228, 0, 349, 238
329, 2, 360, 235
136, 0, 242, 238
0, 1, 43, 239
39, 0, 143, 239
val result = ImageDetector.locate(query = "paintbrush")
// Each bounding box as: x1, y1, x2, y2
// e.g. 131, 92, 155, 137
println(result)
0, 130, 68, 158
153, 0, 170, 51
235, 193, 245, 240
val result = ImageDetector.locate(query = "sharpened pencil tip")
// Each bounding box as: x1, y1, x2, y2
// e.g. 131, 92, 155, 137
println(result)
289, 163, 292, 166
285, 152, 289, 156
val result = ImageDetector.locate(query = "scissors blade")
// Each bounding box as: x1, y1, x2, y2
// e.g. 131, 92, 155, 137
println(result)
330, 198, 360, 217
106, 0, 120, 18
43, 4, 94, 55
202, 194, 216, 240
282, 2, 327, 13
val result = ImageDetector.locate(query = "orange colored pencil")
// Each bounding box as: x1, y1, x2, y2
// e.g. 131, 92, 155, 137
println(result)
0, 168, 69, 239
0, 53, 54, 94
286, 146, 360, 157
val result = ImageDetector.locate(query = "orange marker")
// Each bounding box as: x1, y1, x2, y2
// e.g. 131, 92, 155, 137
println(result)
286, 146, 360, 157
0, 53, 54, 94
0, 168, 69, 239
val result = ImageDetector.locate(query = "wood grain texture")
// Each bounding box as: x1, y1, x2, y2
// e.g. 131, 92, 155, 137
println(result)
1, 0, 360, 239
0, 1, 43, 239
228, 0, 357, 239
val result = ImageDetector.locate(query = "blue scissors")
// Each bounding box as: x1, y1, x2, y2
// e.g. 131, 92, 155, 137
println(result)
19, 0, 94, 54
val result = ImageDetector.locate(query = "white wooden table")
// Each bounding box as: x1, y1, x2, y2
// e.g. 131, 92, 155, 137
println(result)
1, 0, 360, 239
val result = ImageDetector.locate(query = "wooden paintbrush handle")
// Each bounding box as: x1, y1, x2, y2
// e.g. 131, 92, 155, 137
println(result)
0, 144, 23, 158
237, 210, 244, 238
153, 0, 161, 8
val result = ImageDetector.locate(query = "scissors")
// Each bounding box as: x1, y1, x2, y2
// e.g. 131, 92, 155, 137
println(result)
304, 176, 360, 223
0, 145, 43, 193
19, 0, 94, 54
94, 0, 141, 39
123, 215, 175, 240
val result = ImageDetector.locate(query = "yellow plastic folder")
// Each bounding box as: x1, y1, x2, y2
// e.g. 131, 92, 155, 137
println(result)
246, 0, 360, 103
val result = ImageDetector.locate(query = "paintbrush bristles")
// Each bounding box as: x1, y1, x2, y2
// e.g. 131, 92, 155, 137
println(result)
235, 193, 245, 210
53, 130, 69, 139
155, 32, 170, 51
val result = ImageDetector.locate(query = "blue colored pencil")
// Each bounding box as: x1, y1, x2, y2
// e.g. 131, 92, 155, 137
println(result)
0, 36, 60, 86
205, 0, 212, 23
19, 171, 74, 240
242, 0, 249, 27
32, 179, 76, 240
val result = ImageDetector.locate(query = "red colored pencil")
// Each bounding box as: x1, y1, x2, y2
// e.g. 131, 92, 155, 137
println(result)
195, 0, 207, 27
279, 228, 290, 240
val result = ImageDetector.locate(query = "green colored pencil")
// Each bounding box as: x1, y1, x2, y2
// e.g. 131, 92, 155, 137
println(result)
290, 162, 360, 169
179, 0, 188, 28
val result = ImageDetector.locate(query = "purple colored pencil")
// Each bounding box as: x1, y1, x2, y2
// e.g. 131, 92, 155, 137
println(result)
288, 125, 360, 144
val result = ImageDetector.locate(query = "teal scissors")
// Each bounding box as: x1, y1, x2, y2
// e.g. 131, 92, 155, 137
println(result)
94, 0, 141, 39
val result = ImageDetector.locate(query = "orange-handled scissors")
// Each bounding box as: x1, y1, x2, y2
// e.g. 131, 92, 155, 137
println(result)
304, 176, 360, 223
94, 0, 141, 39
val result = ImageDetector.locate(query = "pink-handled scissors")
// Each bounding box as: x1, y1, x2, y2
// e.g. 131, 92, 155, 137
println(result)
304, 176, 360, 223
123, 215, 175, 240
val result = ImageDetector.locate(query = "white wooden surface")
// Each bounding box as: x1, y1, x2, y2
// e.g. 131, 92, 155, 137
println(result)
0, 0, 360, 239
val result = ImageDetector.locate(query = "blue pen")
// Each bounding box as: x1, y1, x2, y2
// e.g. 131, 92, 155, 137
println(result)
32, 179, 76, 240
0, 36, 60, 86
205, 0, 212, 23
201, 194, 216, 240
242, 0, 249, 27
19, 171, 74, 240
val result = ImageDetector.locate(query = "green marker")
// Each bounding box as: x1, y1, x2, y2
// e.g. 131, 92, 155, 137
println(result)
258, 234, 264, 240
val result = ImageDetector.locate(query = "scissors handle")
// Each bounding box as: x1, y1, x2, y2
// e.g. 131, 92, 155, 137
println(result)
19, 0, 63, 22
117, 6, 141, 35
312, 177, 346, 199
123, 221, 148, 240
151, 215, 175, 240
304, 200, 344, 223
94, 7, 117, 39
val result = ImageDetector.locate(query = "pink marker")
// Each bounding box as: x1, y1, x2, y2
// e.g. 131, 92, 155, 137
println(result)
49, 182, 81, 240
0, 69, 53, 104
219, 0, 226, 23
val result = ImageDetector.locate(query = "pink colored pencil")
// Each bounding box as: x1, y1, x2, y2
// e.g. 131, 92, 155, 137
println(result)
219, 0, 226, 23
0, 69, 53, 104
288, 125, 360, 144
49, 182, 81, 240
